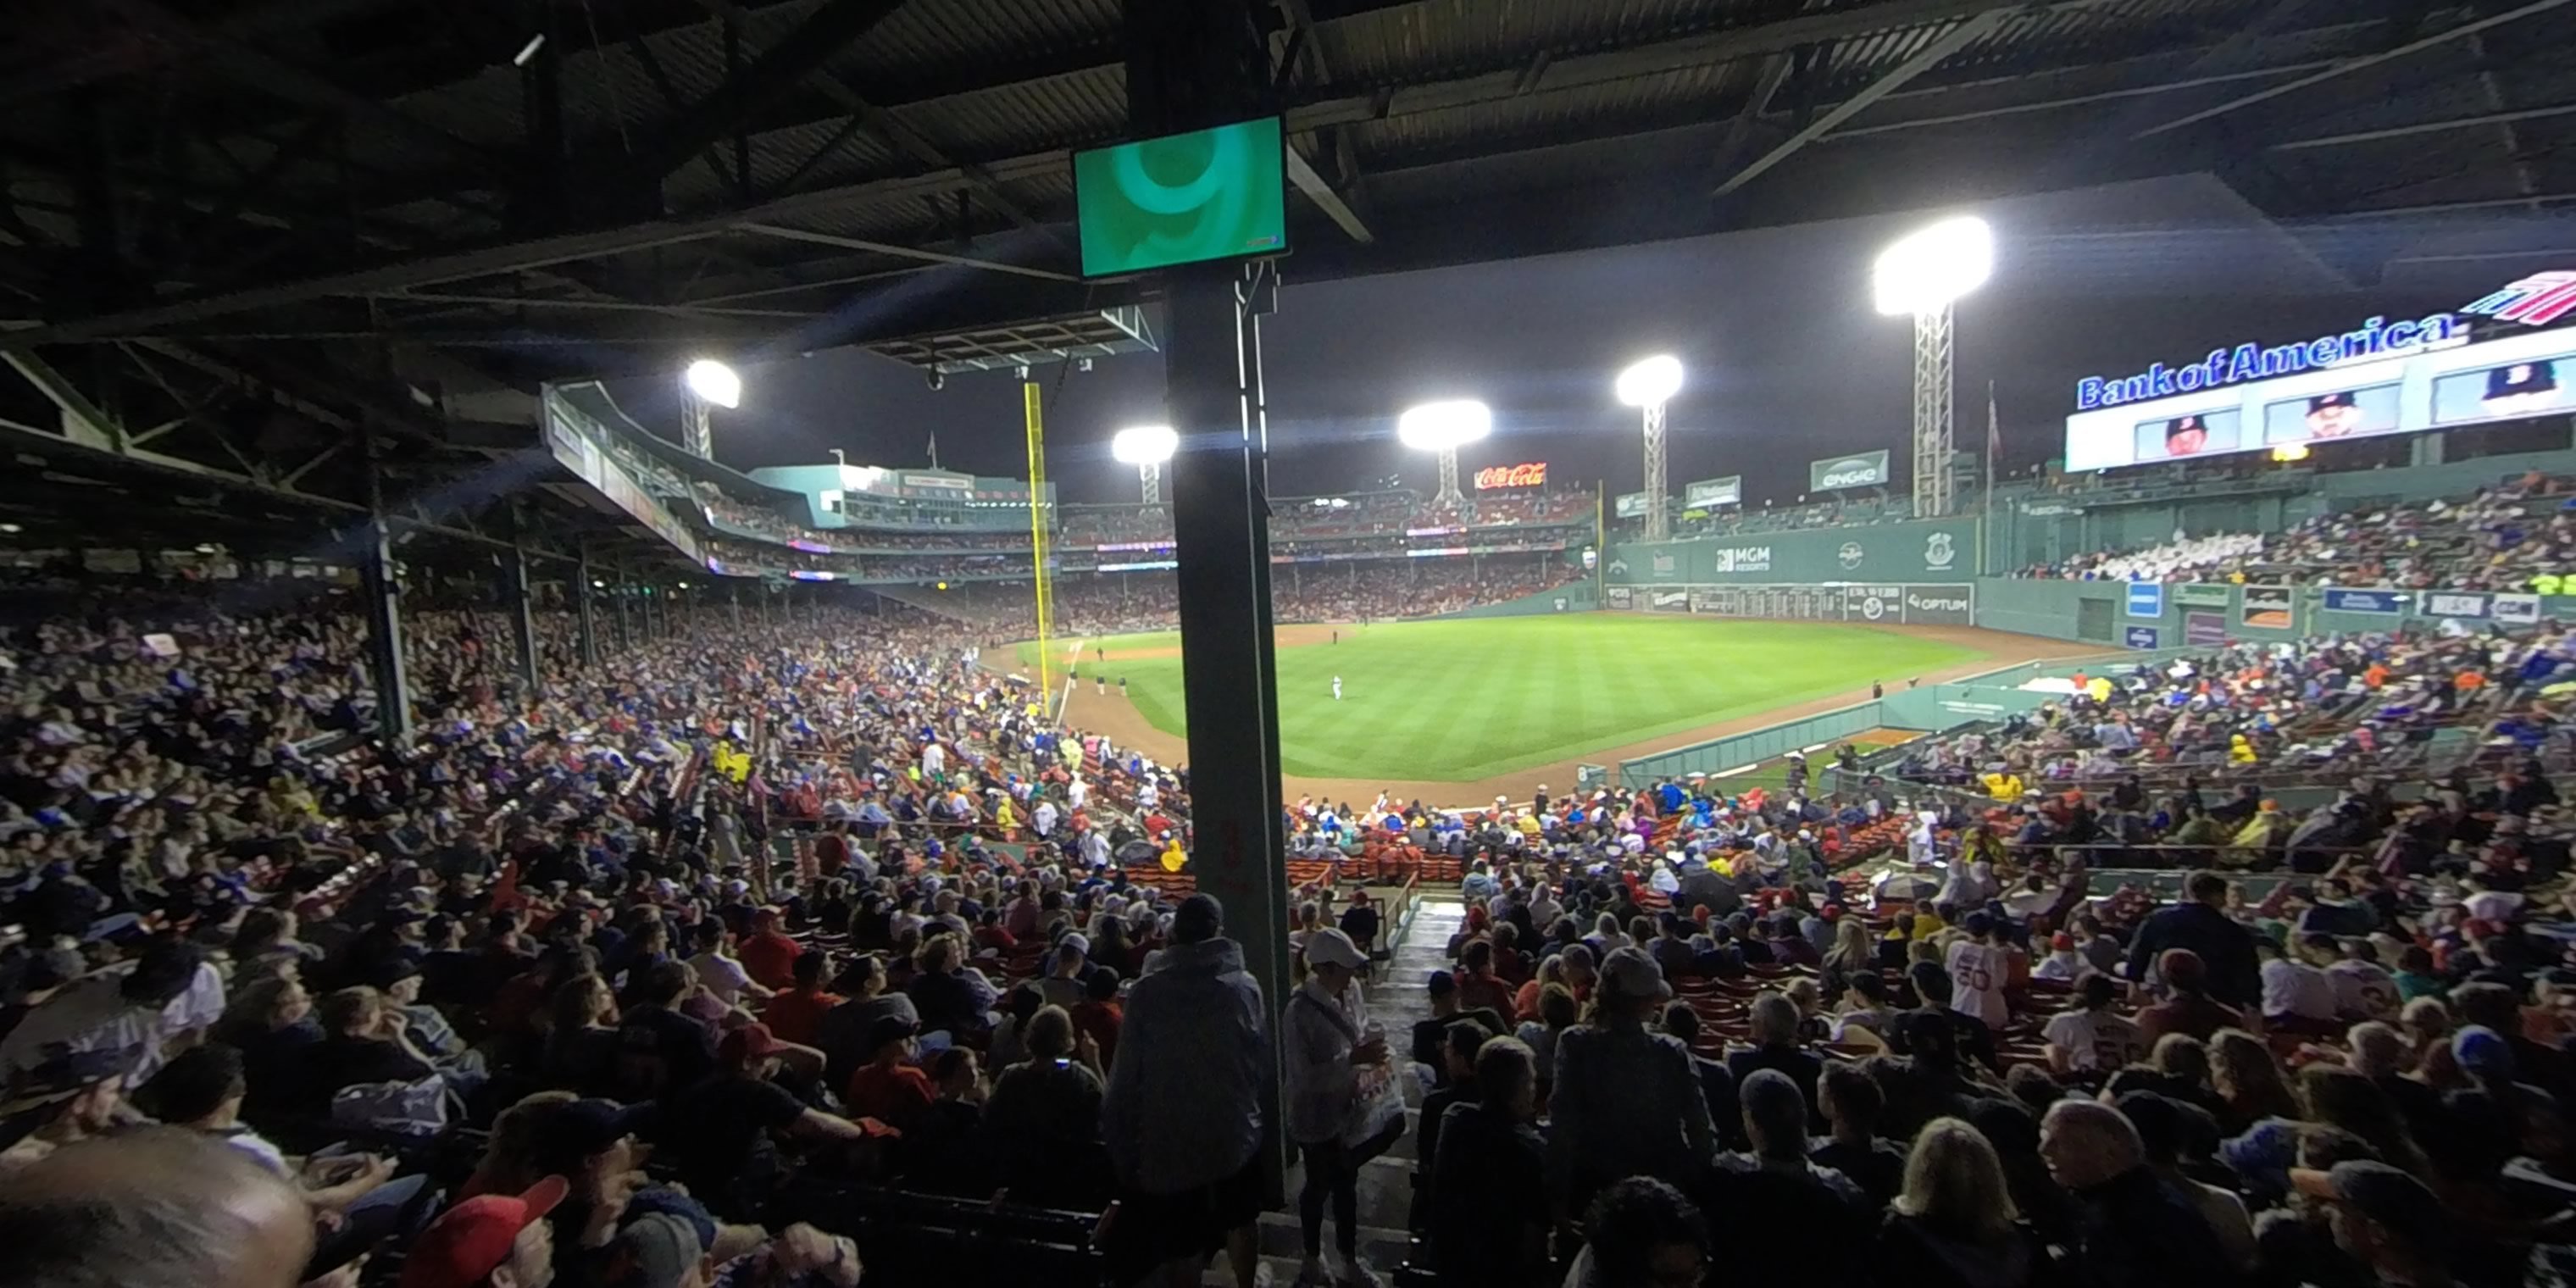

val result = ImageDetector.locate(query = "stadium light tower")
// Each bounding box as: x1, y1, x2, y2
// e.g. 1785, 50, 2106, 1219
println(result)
1112, 424, 1178, 504
1615, 355, 1685, 541
680, 358, 741, 461
1874, 215, 1991, 519
1398, 399, 1492, 509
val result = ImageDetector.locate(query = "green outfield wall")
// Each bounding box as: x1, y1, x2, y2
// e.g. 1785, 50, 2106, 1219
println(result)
1432, 581, 1602, 619
1607, 518, 1979, 586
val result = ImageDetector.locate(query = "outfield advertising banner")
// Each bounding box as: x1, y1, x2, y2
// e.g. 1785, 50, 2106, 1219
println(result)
1614, 491, 1649, 519
2175, 584, 2234, 608
2324, 588, 2406, 614
2125, 625, 2162, 648
2424, 591, 2491, 619
1902, 585, 1976, 625
1650, 590, 1690, 612
1684, 476, 1743, 508
1607, 586, 1633, 609
1607, 518, 1976, 586
1674, 582, 1974, 625
2185, 610, 2229, 647
2241, 586, 2295, 630
2126, 583, 2165, 618
1810, 450, 1891, 491
2496, 593, 2543, 625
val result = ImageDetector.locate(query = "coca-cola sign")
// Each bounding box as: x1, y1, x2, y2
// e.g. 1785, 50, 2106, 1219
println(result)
1474, 462, 1547, 489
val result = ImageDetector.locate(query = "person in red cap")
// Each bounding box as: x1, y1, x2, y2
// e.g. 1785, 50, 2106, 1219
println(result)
398, 1175, 569, 1288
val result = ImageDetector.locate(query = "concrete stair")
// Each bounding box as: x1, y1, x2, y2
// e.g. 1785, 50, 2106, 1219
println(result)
1201, 891, 1465, 1283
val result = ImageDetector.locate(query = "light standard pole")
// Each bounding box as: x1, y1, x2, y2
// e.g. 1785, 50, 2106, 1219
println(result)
1112, 424, 1178, 504
681, 358, 742, 460
1398, 399, 1491, 510
1873, 216, 1992, 519
1615, 355, 1685, 542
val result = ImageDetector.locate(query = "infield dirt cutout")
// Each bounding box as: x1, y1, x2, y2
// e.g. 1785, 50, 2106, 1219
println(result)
1047, 621, 2105, 808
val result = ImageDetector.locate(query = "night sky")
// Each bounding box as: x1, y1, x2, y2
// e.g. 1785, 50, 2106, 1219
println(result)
614, 175, 2498, 508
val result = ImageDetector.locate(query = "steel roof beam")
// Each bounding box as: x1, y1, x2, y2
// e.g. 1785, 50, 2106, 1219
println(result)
92, 0, 510, 181
733, 221, 1082, 282
0, 0, 422, 107
632, 0, 909, 182
683, 0, 1058, 242
1284, 142, 1374, 244
1714, 10, 2012, 197
2135, 0, 2576, 138
12, 0, 2352, 346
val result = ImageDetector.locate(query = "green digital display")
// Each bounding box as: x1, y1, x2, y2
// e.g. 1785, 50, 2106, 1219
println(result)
1074, 117, 1289, 278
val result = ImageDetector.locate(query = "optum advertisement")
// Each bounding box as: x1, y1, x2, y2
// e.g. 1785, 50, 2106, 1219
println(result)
1809, 449, 1891, 491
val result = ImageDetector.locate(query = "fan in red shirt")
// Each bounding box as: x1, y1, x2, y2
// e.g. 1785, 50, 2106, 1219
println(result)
737, 908, 802, 991
760, 949, 844, 1046
844, 1016, 935, 1129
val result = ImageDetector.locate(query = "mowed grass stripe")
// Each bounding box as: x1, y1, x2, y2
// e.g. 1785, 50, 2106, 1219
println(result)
1014, 615, 1984, 783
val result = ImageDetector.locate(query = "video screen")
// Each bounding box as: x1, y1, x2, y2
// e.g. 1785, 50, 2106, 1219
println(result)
2062, 325, 2576, 471
2433, 357, 2572, 425
2131, 408, 2243, 461
1074, 117, 1289, 278
2260, 381, 2401, 444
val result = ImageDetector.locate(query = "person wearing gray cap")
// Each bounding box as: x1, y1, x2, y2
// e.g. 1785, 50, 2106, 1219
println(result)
1546, 945, 1714, 1222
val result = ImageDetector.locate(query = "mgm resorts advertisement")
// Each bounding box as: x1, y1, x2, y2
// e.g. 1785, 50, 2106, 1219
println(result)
2062, 271, 2576, 472
1653, 583, 1974, 625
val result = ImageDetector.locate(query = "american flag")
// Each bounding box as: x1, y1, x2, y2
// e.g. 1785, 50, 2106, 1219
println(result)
2463, 271, 2576, 327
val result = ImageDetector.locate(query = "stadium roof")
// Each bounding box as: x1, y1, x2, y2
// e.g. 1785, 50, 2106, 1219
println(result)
4, 0, 2574, 559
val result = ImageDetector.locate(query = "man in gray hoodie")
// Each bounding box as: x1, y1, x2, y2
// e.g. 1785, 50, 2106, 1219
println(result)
1102, 893, 1273, 1288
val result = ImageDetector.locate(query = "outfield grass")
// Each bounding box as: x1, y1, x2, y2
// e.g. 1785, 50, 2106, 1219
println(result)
1016, 614, 1984, 783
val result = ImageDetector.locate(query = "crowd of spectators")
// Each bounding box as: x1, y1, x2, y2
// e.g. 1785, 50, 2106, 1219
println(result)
18, 548, 2576, 1288
1393, 739, 2576, 1288
1884, 622, 2576, 876
0, 568, 1315, 1287
2020, 469, 2576, 591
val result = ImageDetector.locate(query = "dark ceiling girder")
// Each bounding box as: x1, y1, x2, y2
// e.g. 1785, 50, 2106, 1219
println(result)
731, 221, 1084, 283
92, 0, 510, 181
9, 0, 2123, 346
0, 0, 422, 108
2135, 0, 2576, 137
631, 0, 910, 182
682, 0, 1059, 242
1713, 9, 2010, 196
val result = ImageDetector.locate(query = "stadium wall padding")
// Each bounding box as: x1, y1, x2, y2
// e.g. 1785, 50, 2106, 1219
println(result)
1969, 578, 2576, 648
1431, 581, 1602, 619
1607, 517, 1979, 586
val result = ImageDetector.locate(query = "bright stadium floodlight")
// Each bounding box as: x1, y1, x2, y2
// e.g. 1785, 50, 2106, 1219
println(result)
1113, 424, 1178, 503
1872, 216, 1993, 318
1397, 399, 1491, 508
1872, 215, 1992, 519
1615, 354, 1684, 408
685, 358, 741, 408
680, 358, 741, 462
1615, 356, 1685, 541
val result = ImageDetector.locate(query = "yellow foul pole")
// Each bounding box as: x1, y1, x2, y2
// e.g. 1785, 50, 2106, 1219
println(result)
1024, 380, 1056, 709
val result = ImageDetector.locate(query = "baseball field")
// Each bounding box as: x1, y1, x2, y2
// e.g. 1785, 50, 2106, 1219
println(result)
1014, 613, 1990, 783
